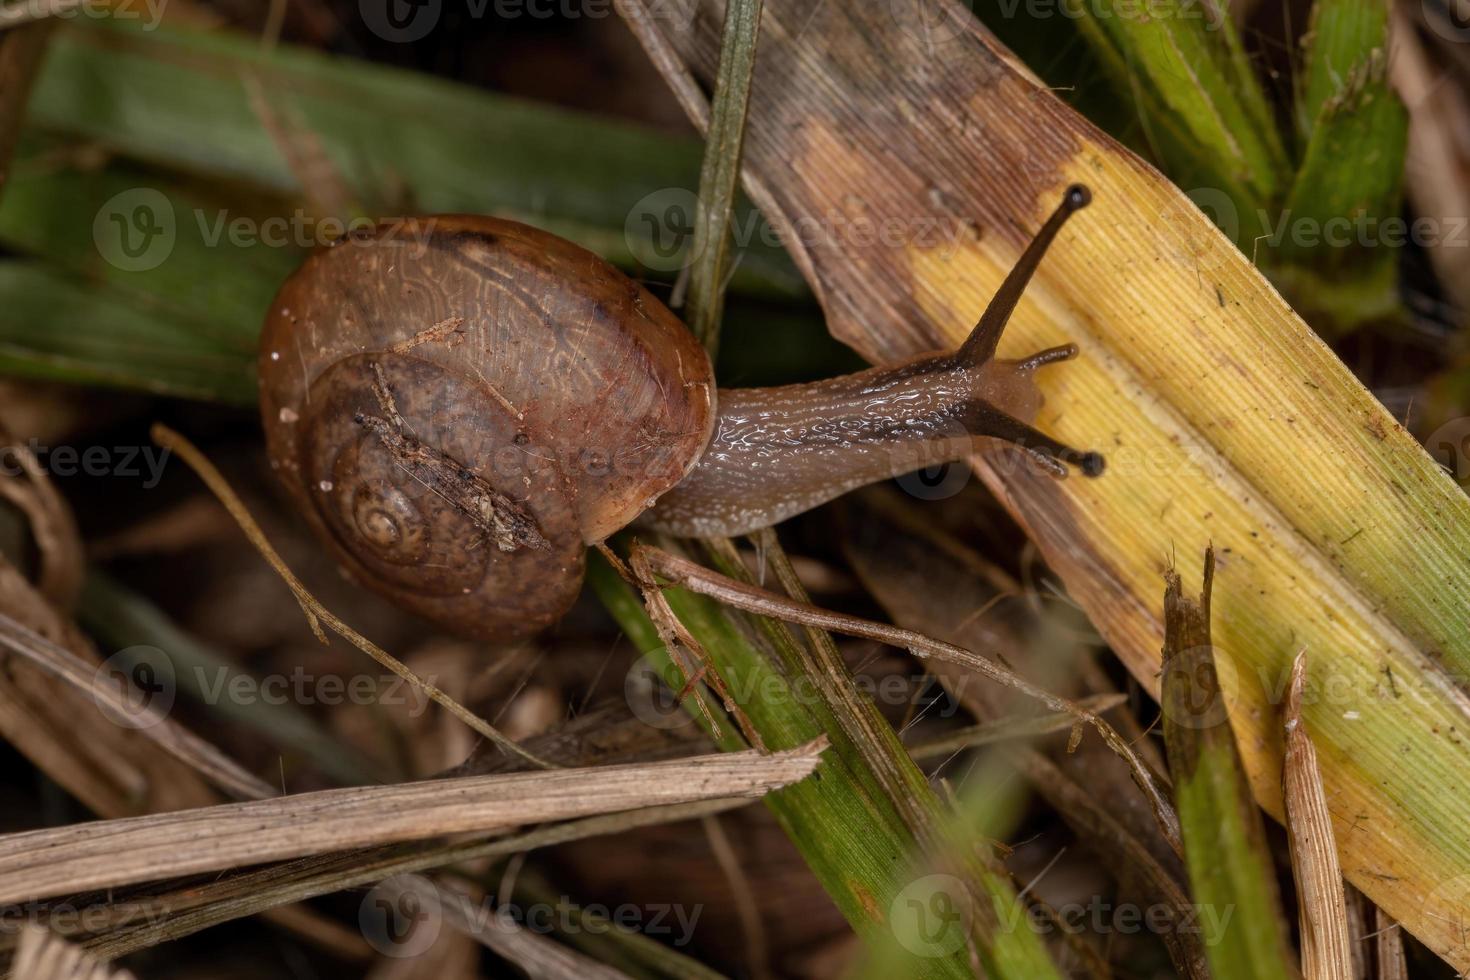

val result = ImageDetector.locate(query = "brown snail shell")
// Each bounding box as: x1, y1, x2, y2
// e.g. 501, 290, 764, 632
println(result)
259, 217, 715, 639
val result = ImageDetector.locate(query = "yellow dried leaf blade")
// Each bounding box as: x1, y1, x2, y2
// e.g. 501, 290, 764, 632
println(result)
621, 1, 1470, 968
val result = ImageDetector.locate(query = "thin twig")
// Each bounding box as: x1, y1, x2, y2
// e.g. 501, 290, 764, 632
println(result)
1372, 905, 1407, 980
625, 543, 768, 750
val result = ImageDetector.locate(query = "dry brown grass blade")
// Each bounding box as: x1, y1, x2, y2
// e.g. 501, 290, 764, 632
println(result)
1373, 905, 1408, 980
1285, 652, 1354, 980
0, 454, 224, 814
1343, 886, 1372, 980
635, 543, 1182, 854
0, 422, 82, 607
75, 798, 745, 961
0, 608, 274, 802
151, 423, 558, 771
0, 743, 824, 904
0, 484, 353, 959
12, 926, 133, 980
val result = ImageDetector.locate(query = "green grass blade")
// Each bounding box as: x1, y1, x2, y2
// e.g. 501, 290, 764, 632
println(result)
1161, 552, 1296, 980
1065, 0, 1290, 242
685, 0, 763, 356
1295, 0, 1396, 139
0, 18, 811, 396
0, 153, 297, 338
1270, 0, 1406, 328
0, 261, 256, 403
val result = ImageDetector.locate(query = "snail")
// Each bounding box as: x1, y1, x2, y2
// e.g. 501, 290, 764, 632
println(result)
259, 184, 1102, 638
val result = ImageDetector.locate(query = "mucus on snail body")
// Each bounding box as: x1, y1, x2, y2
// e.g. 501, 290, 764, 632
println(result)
259, 185, 1102, 638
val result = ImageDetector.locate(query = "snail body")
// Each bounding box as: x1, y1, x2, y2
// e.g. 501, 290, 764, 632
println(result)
260, 187, 1101, 638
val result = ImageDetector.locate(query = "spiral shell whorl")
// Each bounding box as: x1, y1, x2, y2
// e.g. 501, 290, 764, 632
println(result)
298, 354, 584, 636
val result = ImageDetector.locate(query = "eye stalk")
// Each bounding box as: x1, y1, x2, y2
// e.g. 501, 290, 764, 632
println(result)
958, 182, 1093, 368
948, 183, 1102, 478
